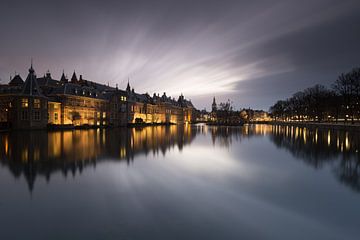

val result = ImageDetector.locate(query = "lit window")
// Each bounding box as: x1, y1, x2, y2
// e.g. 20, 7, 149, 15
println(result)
21, 98, 28, 108
54, 113, 58, 121
102, 112, 106, 118
34, 99, 41, 108
97, 112, 100, 118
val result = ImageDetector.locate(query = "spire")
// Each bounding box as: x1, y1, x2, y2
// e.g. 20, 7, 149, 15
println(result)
71, 70, 78, 82
29, 58, 34, 74
126, 77, 131, 92
60, 70, 67, 82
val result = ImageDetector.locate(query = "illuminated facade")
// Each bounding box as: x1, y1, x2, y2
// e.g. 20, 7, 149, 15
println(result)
0, 65, 196, 129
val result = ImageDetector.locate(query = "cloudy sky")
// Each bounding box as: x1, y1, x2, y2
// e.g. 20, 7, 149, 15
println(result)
0, 0, 359, 110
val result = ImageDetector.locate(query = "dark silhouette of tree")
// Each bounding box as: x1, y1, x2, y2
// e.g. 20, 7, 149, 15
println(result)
270, 68, 360, 123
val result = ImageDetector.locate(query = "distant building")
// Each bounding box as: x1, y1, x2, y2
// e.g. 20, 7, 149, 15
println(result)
243, 109, 272, 122
0, 64, 196, 129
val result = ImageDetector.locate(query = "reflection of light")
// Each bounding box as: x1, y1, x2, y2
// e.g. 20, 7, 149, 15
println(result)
345, 133, 350, 150
34, 148, 40, 161
315, 130, 318, 144
4, 137, 9, 155
303, 128, 307, 144
21, 148, 28, 162
120, 147, 126, 158
327, 130, 331, 146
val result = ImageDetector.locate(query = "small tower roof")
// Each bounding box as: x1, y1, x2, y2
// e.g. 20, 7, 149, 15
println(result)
71, 71, 78, 82
60, 70, 67, 82
22, 63, 43, 96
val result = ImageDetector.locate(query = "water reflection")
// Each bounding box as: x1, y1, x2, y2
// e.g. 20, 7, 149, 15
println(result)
270, 125, 360, 192
0, 124, 359, 193
0, 125, 195, 192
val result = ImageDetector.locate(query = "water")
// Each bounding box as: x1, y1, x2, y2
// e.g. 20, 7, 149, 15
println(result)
0, 124, 359, 240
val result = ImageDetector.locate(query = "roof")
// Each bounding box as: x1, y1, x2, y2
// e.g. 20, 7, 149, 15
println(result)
21, 65, 44, 97
48, 82, 108, 100
9, 74, 24, 86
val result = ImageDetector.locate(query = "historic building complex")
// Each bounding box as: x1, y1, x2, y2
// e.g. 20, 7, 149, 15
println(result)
0, 64, 196, 129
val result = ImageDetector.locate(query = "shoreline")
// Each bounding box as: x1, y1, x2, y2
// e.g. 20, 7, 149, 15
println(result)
269, 121, 360, 131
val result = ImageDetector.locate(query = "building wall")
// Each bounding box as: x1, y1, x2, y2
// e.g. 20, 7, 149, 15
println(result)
9, 96, 48, 129
48, 102, 62, 125
1, 90, 195, 129
52, 95, 107, 126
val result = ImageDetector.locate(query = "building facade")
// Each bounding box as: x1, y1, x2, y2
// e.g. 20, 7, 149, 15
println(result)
0, 65, 196, 129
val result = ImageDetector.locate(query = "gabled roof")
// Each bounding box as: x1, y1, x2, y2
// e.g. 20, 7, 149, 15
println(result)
9, 74, 24, 86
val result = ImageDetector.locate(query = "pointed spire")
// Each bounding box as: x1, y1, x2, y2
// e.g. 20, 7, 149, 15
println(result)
29, 58, 34, 73
71, 70, 78, 82
126, 77, 131, 92
60, 70, 67, 82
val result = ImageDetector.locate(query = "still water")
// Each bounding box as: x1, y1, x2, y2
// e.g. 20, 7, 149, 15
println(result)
0, 124, 359, 240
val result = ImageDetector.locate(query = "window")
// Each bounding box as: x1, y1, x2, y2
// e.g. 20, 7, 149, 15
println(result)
21, 110, 28, 120
120, 96, 127, 102
33, 111, 41, 121
97, 112, 100, 118
21, 98, 28, 108
54, 113, 58, 121
34, 99, 41, 108
102, 112, 106, 118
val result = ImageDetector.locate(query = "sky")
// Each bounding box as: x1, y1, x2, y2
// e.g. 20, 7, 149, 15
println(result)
0, 0, 360, 111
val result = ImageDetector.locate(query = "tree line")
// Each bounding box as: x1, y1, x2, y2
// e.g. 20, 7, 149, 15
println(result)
270, 68, 360, 123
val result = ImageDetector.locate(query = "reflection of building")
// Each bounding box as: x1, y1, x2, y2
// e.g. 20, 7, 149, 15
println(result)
0, 125, 196, 192
0, 64, 196, 129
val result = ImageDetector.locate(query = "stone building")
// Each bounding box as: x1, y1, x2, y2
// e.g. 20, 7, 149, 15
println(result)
0, 64, 196, 129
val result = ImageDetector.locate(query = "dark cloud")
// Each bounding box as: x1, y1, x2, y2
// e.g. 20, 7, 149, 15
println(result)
0, 0, 359, 110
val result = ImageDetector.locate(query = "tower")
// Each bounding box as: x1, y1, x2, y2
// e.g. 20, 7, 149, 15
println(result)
212, 96, 217, 112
